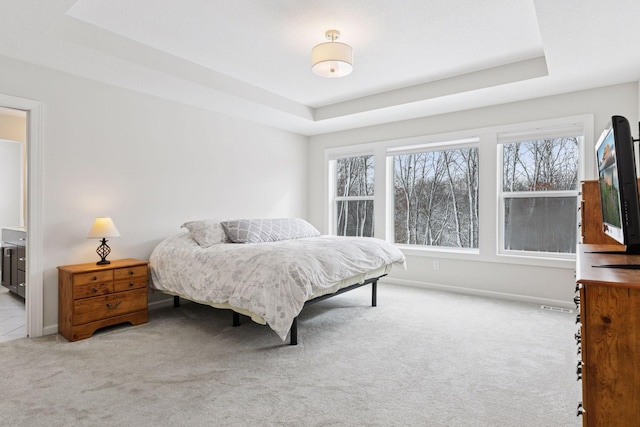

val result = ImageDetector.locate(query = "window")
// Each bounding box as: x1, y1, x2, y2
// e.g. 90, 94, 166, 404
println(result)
499, 136, 581, 255
325, 115, 589, 265
333, 155, 374, 237
393, 146, 479, 248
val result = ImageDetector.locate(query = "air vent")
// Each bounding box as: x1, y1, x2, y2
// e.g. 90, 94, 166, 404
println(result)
540, 305, 573, 314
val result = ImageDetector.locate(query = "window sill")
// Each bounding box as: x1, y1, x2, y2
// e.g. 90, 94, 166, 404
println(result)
396, 244, 575, 269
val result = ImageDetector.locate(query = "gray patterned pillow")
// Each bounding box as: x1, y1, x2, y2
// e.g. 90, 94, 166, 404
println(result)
221, 218, 320, 243
181, 219, 228, 247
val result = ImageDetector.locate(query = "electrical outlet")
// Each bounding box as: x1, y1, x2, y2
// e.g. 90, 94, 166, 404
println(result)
433, 261, 439, 270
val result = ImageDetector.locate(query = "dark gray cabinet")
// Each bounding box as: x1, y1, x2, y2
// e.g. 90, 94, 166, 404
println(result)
1, 228, 26, 298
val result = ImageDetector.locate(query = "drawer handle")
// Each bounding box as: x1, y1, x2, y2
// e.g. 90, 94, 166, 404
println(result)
19, 257, 26, 262
106, 301, 121, 309
576, 402, 585, 417
91, 276, 98, 281
18, 283, 25, 287
128, 282, 134, 287
92, 288, 98, 293
576, 361, 584, 380
128, 270, 134, 275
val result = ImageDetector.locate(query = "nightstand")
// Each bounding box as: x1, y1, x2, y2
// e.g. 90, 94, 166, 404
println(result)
57, 258, 149, 341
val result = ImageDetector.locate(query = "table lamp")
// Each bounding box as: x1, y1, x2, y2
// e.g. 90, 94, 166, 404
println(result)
87, 217, 121, 265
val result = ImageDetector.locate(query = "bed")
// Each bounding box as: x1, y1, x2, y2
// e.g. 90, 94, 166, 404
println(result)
149, 218, 406, 344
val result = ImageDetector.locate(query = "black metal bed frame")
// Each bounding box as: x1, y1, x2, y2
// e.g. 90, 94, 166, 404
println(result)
172, 274, 385, 345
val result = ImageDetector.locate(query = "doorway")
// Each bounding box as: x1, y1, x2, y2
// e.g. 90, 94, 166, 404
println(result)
0, 93, 44, 340
0, 107, 27, 342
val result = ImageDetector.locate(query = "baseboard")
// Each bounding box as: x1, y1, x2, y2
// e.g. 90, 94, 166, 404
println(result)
380, 277, 574, 309
42, 324, 58, 336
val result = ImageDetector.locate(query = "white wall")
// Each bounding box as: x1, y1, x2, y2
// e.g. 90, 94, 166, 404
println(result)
0, 140, 22, 227
308, 83, 639, 306
0, 55, 309, 332
0, 113, 27, 228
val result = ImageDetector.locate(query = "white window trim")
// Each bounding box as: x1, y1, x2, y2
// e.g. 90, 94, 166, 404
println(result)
326, 149, 375, 236
496, 125, 586, 260
387, 141, 480, 251
324, 114, 593, 268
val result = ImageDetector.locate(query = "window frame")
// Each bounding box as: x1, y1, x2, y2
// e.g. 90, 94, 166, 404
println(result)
496, 126, 585, 261
327, 149, 376, 236
324, 114, 592, 268
388, 138, 480, 251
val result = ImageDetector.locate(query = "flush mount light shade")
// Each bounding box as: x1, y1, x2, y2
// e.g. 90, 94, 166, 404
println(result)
312, 30, 353, 78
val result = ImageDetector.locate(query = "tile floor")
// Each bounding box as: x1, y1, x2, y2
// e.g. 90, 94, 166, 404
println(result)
0, 288, 25, 343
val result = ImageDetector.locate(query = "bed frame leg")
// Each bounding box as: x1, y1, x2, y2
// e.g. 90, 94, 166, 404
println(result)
232, 311, 240, 327
289, 317, 298, 345
372, 280, 377, 307
173, 296, 180, 308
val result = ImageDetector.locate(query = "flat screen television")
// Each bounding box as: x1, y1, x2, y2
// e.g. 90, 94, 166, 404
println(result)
595, 115, 640, 254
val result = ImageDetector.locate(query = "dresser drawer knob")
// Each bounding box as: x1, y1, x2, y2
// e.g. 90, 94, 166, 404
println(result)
106, 301, 121, 309
576, 402, 585, 416
91, 276, 98, 281
129, 270, 134, 275
92, 288, 98, 293
128, 282, 134, 287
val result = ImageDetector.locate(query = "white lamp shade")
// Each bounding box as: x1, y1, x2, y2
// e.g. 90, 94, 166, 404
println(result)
87, 217, 121, 239
311, 41, 353, 78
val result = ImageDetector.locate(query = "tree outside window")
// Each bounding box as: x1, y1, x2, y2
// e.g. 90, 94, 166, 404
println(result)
335, 155, 374, 237
501, 137, 580, 254
393, 147, 479, 248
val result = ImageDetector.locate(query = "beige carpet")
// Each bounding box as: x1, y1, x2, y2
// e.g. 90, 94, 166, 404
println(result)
0, 284, 581, 426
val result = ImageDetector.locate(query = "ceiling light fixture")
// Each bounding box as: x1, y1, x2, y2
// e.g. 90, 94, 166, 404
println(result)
311, 30, 353, 78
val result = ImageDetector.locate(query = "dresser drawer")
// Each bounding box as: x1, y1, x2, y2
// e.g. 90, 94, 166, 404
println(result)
73, 270, 113, 286
16, 246, 25, 271
72, 288, 147, 325
58, 258, 149, 341
114, 265, 147, 280
114, 275, 147, 292
74, 281, 114, 299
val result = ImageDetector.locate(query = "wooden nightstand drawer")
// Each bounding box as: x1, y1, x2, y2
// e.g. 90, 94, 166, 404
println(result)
114, 275, 147, 292
58, 258, 149, 341
74, 281, 114, 299
73, 288, 147, 325
73, 270, 113, 286
114, 265, 147, 280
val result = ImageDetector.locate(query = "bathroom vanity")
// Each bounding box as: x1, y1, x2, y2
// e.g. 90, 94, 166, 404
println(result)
1, 228, 26, 298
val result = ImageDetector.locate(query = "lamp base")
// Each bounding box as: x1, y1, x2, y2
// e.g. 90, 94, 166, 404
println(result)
96, 238, 112, 266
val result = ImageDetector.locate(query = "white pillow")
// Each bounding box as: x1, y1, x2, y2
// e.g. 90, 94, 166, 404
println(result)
221, 218, 320, 243
181, 219, 228, 248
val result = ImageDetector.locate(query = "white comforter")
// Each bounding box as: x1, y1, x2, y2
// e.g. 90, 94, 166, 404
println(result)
149, 232, 406, 340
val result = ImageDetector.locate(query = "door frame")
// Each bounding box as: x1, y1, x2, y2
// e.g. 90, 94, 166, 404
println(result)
0, 93, 43, 337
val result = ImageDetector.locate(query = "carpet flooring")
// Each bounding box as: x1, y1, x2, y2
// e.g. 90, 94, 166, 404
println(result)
0, 284, 581, 426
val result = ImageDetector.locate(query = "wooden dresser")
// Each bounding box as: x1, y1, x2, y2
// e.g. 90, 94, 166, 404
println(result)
58, 258, 149, 341
575, 245, 640, 426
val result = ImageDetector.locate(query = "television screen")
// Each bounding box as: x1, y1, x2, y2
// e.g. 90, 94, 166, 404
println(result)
595, 115, 640, 252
